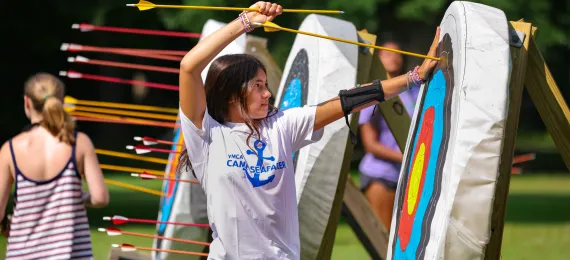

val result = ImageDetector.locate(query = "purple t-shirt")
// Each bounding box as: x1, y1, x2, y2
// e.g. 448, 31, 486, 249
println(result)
358, 86, 419, 182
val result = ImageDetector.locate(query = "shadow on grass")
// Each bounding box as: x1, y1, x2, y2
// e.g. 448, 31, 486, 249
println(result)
86, 190, 162, 229
505, 193, 570, 223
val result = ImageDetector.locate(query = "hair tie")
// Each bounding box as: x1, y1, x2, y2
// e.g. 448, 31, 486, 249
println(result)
43, 94, 52, 100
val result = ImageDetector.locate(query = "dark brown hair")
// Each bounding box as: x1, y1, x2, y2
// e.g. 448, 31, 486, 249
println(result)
24, 72, 76, 144
177, 54, 276, 175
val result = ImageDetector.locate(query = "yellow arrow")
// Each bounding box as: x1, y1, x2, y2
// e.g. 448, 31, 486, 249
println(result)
65, 105, 178, 121
65, 96, 178, 114
96, 149, 169, 165
257, 21, 441, 61
127, 0, 344, 14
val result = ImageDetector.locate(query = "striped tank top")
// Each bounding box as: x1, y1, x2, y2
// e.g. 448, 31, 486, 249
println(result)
5, 133, 94, 260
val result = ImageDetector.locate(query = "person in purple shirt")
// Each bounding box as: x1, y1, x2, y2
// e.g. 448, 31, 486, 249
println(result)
358, 39, 420, 231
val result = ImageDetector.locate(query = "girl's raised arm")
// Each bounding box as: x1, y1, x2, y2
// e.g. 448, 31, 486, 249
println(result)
179, 2, 282, 128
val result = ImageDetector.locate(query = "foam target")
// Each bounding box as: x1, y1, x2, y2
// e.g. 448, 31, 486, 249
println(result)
387, 2, 511, 259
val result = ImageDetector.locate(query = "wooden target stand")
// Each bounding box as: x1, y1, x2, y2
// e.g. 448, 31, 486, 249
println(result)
338, 20, 570, 260
107, 21, 570, 260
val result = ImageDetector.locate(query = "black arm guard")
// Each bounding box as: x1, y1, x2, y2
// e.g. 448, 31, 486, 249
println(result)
338, 79, 385, 145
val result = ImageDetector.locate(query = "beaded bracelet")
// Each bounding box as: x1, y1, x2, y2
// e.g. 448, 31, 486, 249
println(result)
239, 11, 254, 33
410, 65, 425, 86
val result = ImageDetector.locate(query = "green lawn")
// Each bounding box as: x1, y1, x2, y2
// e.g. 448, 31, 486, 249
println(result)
2, 173, 569, 259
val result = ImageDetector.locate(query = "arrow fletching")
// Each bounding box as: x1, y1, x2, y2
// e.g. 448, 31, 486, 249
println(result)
99, 227, 121, 236
107, 215, 129, 225
259, 22, 281, 32
127, 0, 155, 11
126, 145, 151, 154
117, 243, 137, 252
140, 172, 157, 180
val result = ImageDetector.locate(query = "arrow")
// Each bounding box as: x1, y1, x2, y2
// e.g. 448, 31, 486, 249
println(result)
70, 111, 179, 128
134, 136, 183, 146
68, 55, 179, 74
72, 23, 201, 38
59, 70, 179, 91
104, 179, 165, 196
255, 21, 441, 61
73, 115, 178, 129
131, 172, 200, 184
127, 0, 344, 14
126, 145, 180, 155
65, 104, 178, 122
96, 149, 169, 165
65, 96, 178, 114
99, 227, 210, 246
112, 243, 209, 256
62, 43, 182, 61
103, 215, 209, 228
512, 153, 536, 164
100, 164, 174, 177
62, 43, 187, 56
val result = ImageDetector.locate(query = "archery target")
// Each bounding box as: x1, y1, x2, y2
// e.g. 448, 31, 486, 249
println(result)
387, 2, 511, 259
153, 19, 247, 260
274, 14, 358, 259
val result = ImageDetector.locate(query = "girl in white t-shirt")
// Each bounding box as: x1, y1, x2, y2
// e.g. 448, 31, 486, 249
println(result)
177, 2, 440, 259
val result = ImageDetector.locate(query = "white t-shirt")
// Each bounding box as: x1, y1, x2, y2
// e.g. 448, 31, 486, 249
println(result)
180, 105, 324, 260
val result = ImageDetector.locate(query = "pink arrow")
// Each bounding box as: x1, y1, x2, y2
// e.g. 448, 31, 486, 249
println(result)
103, 215, 209, 228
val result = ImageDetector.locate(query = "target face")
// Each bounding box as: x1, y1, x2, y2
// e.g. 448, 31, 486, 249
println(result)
278, 49, 309, 168
392, 33, 455, 259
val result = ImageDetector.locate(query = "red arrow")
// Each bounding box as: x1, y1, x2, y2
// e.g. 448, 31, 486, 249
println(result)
72, 23, 201, 39
134, 136, 183, 146
103, 215, 209, 228
100, 227, 210, 246
59, 70, 179, 91
127, 144, 179, 154
113, 243, 208, 256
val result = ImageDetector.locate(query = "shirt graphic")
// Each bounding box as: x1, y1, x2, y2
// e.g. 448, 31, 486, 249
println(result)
226, 139, 287, 188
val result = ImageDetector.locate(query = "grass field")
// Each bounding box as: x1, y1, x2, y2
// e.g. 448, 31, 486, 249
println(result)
1, 172, 569, 259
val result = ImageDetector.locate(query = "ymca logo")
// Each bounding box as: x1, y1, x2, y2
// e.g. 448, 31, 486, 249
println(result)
226, 139, 287, 188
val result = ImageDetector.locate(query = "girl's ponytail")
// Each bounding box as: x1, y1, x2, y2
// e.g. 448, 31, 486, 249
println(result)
41, 95, 76, 144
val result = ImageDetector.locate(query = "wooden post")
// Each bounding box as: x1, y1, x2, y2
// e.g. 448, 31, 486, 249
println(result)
523, 28, 570, 171
338, 29, 391, 260
484, 20, 533, 260
317, 29, 377, 260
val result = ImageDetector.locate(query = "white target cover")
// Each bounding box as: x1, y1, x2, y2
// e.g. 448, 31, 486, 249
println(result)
387, 1, 511, 259
274, 14, 358, 259
153, 19, 247, 260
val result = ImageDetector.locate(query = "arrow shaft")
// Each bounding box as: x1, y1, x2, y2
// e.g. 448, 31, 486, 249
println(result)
73, 71, 180, 91
120, 230, 210, 246
72, 105, 178, 121
66, 44, 183, 61
144, 147, 180, 154
133, 4, 343, 14
264, 25, 440, 61
73, 115, 179, 129
96, 149, 169, 165
134, 246, 209, 256
76, 23, 201, 38
104, 179, 165, 196
100, 164, 172, 177
68, 98, 178, 114
71, 111, 178, 128
76, 58, 180, 74
117, 217, 210, 228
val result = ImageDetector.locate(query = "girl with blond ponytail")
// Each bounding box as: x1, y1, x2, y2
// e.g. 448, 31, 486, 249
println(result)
0, 72, 109, 259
